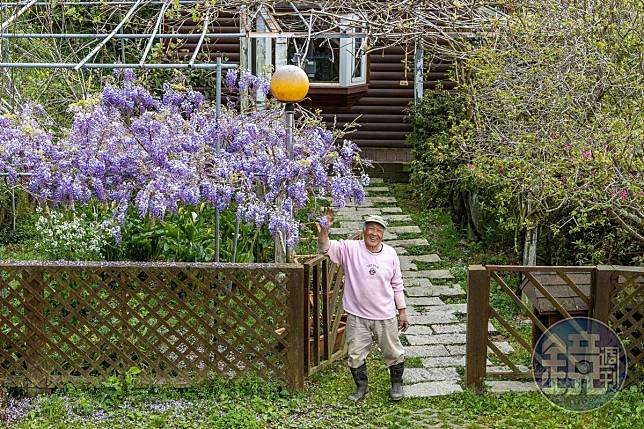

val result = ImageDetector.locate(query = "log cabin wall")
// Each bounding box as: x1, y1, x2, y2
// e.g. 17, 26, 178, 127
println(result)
317, 46, 454, 166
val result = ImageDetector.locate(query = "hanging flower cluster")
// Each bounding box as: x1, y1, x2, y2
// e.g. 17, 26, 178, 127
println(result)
0, 70, 368, 248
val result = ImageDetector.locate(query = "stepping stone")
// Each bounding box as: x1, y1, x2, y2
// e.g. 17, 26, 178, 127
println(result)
334, 208, 384, 216
401, 254, 441, 263
406, 297, 445, 306
400, 260, 418, 271
408, 313, 460, 325
369, 177, 384, 184
389, 225, 422, 234
485, 381, 538, 393
405, 278, 433, 288
407, 333, 466, 346
365, 187, 390, 193
405, 381, 463, 397
364, 196, 397, 203
404, 367, 460, 384
405, 286, 465, 298
432, 323, 467, 334
393, 247, 407, 255
446, 345, 465, 356
405, 325, 434, 335
421, 356, 466, 368
387, 238, 429, 247
380, 207, 403, 213
403, 270, 454, 279
437, 303, 467, 313
404, 345, 451, 358
382, 214, 413, 222
341, 200, 375, 208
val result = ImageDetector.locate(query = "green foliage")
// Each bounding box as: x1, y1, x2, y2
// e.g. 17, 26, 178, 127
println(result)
32, 208, 112, 261
113, 204, 274, 263
406, 88, 468, 207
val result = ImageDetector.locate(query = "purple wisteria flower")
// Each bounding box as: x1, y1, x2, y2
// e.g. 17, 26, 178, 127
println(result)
0, 70, 370, 249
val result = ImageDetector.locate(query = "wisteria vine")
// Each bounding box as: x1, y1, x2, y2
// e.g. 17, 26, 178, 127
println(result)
0, 70, 369, 249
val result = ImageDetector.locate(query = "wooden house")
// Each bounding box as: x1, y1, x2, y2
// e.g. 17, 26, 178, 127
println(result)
167, 8, 454, 174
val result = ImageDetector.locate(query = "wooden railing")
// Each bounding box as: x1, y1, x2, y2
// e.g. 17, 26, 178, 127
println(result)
0, 261, 326, 391
466, 265, 643, 392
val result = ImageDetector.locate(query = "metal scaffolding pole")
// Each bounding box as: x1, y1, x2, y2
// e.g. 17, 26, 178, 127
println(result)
74, 0, 143, 71
189, 13, 209, 67
0, 0, 35, 33
139, 0, 171, 67
0, 33, 244, 39
0, 62, 238, 69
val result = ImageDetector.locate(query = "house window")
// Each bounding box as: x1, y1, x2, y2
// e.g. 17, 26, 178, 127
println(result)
288, 39, 340, 83
286, 36, 366, 87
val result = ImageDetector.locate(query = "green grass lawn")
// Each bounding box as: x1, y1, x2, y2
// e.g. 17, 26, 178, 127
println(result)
2, 182, 642, 428
3, 353, 642, 428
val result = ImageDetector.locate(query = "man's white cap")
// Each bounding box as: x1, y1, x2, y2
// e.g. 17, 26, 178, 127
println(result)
363, 214, 387, 229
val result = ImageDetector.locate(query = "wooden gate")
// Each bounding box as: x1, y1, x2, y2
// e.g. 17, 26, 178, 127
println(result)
466, 265, 643, 391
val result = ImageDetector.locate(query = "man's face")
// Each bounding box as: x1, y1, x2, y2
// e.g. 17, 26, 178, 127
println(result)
363, 222, 385, 249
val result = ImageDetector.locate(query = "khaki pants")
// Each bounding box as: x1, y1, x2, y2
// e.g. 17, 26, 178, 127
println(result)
346, 314, 405, 368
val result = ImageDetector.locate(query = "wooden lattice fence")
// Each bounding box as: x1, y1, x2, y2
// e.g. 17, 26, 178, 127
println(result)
0, 261, 319, 390
466, 265, 643, 391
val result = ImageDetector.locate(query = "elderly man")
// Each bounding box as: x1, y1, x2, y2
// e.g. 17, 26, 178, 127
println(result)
314, 209, 409, 401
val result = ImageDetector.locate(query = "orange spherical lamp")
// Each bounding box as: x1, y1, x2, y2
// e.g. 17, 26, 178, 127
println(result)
270, 65, 309, 102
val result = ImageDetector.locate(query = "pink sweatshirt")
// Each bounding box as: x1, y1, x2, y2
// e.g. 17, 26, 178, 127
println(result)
321, 239, 406, 320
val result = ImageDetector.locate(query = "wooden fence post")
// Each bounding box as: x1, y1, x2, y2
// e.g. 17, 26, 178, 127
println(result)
287, 266, 306, 392
466, 265, 489, 393
592, 265, 615, 323
25, 275, 45, 390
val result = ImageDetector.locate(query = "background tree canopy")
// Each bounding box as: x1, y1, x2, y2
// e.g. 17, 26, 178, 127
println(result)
409, 0, 643, 264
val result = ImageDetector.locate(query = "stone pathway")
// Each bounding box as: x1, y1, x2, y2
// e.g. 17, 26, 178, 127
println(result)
334, 179, 537, 397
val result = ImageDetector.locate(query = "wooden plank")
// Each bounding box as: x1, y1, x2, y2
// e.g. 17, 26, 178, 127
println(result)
592, 265, 615, 323
465, 265, 489, 392
487, 339, 522, 374
486, 265, 595, 273
287, 267, 306, 392
322, 258, 331, 360
489, 307, 532, 353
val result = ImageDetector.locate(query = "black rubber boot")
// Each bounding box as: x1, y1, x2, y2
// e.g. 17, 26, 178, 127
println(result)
348, 363, 369, 402
389, 361, 405, 401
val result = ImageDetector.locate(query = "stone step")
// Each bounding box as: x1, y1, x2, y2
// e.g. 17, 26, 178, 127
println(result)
400, 254, 442, 263
365, 187, 390, 193
403, 270, 454, 279
443, 341, 515, 357
408, 313, 460, 325
369, 177, 384, 184
407, 297, 445, 306
407, 333, 466, 346
404, 367, 460, 384
405, 278, 433, 288
428, 322, 497, 335
404, 380, 463, 397
393, 247, 407, 255
421, 356, 466, 368
405, 285, 465, 298
404, 345, 451, 358
400, 261, 418, 271
387, 238, 429, 247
